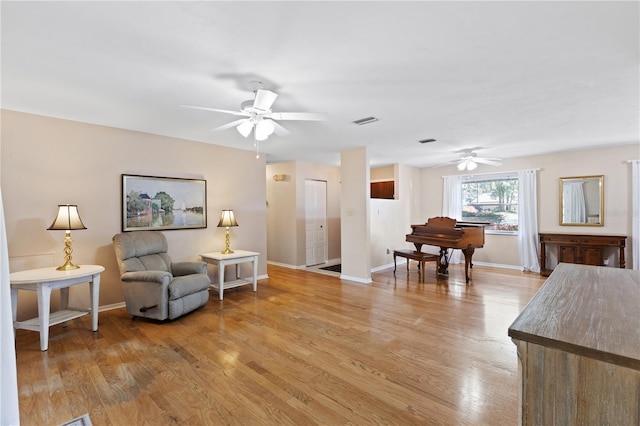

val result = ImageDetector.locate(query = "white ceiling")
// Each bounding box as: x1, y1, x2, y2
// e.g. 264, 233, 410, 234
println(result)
2, 1, 638, 168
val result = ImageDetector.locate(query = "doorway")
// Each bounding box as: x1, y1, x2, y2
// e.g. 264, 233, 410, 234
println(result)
305, 179, 327, 266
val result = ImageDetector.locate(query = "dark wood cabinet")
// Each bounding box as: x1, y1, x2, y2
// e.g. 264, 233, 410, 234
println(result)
539, 233, 626, 276
371, 181, 394, 199
558, 244, 603, 266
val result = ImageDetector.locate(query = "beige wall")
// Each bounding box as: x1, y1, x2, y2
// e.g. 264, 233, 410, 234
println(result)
2, 110, 267, 320
266, 162, 298, 266
370, 164, 424, 269
420, 143, 639, 267
371, 165, 394, 181
265, 160, 341, 267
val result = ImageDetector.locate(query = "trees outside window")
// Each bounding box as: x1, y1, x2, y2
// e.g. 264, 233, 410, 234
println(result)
462, 177, 518, 233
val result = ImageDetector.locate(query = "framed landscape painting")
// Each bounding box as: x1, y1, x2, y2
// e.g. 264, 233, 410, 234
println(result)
122, 174, 207, 231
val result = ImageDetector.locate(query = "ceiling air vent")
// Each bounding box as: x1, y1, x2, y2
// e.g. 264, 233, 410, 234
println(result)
419, 138, 437, 144
352, 116, 379, 126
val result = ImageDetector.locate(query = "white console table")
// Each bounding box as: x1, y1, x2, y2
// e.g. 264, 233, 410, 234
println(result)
200, 250, 259, 300
10, 264, 104, 351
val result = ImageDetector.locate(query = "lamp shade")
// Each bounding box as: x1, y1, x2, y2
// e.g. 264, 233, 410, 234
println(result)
47, 205, 87, 230
217, 210, 238, 228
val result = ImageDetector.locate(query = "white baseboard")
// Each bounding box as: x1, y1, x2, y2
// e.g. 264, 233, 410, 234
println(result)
472, 261, 523, 271
339, 274, 372, 284
267, 258, 343, 270
371, 261, 405, 273
98, 302, 126, 312
266, 260, 298, 269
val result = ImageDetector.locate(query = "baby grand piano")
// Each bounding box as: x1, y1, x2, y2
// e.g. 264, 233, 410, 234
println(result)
406, 216, 488, 283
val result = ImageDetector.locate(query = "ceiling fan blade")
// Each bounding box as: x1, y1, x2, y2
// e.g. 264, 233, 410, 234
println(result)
180, 105, 249, 117
267, 112, 327, 121
237, 121, 254, 138
212, 118, 248, 132
253, 89, 278, 111
271, 120, 290, 136
475, 158, 503, 166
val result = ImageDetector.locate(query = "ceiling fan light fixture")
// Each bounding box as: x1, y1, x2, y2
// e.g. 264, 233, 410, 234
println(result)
457, 157, 478, 171
457, 158, 470, 170
237, 121, 253, 137
255, 119, 275, 141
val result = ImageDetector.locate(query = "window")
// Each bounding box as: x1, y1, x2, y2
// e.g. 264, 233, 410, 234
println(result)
461, 175, 518, 233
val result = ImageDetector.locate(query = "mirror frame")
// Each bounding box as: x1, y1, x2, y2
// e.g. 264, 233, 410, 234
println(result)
559, 175, 604, 226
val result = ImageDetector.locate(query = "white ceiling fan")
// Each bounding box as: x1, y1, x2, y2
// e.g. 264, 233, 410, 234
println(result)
455, 149, 502, 171
181, 81, 326, 142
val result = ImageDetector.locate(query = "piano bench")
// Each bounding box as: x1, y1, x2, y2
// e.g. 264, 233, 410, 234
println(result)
393, 249, 439, 281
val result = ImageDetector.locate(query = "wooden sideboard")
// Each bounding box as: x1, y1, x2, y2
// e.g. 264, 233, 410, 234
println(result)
509, 264, 640, 425
538, 232, 626, 276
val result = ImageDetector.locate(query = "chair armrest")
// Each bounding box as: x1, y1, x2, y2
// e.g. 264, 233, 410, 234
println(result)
171, 261, 208, 276
120, 271, 173, 285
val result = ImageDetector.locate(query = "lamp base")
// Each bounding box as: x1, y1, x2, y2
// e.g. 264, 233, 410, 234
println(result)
56, 261, 80, 271
57, 232, 80, 270
221, 227, 234, 254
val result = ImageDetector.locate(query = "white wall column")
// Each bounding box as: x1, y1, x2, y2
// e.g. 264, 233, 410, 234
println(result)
340, 147, 371, 283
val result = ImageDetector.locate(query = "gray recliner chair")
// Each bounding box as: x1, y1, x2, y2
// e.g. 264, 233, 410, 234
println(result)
112, 231, 210, 320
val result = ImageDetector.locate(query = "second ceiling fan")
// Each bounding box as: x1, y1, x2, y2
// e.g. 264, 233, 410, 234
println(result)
455, 149, 502, 171
181, 81, 326, 141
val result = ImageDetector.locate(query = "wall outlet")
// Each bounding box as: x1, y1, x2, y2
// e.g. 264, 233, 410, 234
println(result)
386, 248, 390, 254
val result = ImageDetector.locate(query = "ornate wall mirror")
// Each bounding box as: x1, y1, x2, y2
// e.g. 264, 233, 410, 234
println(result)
559, 175, 604, 226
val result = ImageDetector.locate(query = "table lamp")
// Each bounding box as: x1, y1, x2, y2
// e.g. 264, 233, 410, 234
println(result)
217, 209, 238, 254
47, 204, 87, 270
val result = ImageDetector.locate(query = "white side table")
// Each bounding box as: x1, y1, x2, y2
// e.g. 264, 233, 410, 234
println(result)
200, 250, 259, 300
10, 264, 104, 351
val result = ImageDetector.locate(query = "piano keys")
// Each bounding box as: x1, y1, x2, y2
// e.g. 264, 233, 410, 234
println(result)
405, 216, 488, 283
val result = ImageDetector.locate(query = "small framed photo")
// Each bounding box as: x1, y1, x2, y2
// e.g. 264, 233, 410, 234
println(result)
121, 174, 207, 231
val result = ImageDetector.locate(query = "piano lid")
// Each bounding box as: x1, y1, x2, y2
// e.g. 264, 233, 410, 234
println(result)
410, 217, 462, 238
410, 217, 490, 231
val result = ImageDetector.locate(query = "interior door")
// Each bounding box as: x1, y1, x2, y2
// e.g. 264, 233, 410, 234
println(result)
305, 180, 327, 266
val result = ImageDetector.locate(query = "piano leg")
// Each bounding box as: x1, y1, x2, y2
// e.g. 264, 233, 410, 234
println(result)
462, 246, 475, 283
437, 247, 450, 276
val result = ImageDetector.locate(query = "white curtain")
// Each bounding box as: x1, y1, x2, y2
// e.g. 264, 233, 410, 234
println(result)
0, 189, 20, 425
442, 175, 463, 264
562, 181, 586, 223
518, 169, 540, 273
632, 160, 640, 270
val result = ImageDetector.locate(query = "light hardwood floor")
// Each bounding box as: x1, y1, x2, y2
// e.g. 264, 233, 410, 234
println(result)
15, 262, 545, 425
